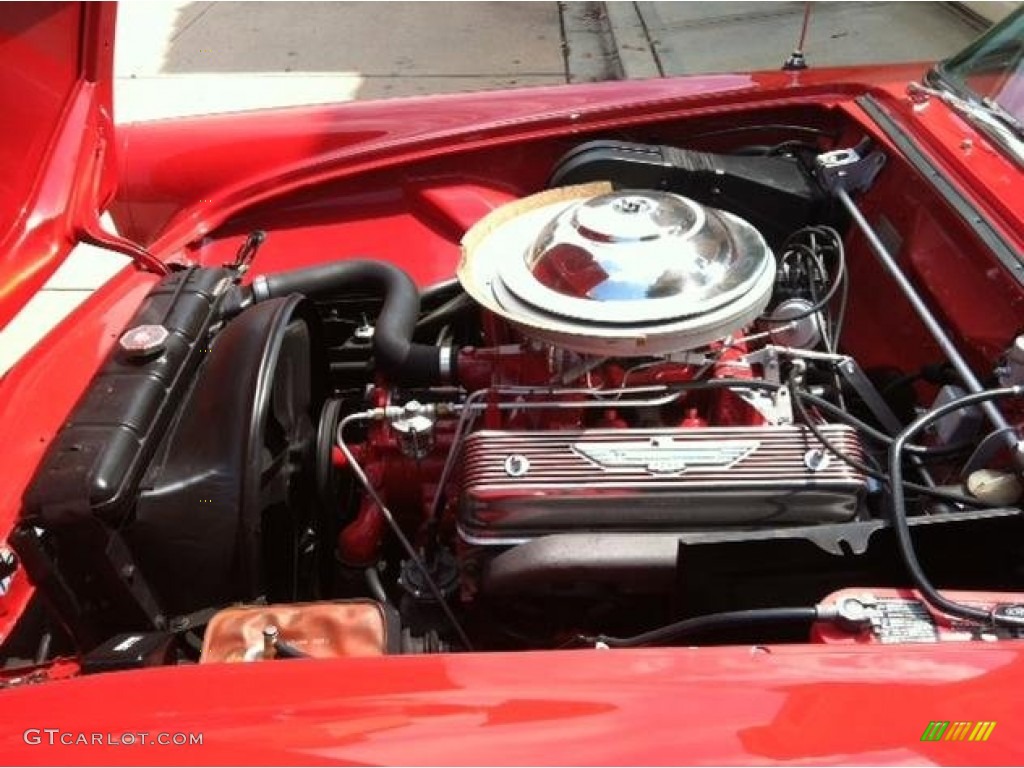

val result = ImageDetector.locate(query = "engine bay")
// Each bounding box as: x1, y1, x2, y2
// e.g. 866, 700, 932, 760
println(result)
9, 106, 1024, 670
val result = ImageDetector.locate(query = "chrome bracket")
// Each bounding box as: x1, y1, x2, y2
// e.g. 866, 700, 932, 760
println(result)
736, 346, 792, 425
747, 345, 902, 433
816, 146, 887, 194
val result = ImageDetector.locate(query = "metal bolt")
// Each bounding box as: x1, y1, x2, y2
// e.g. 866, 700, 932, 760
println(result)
262, 625, 279, 658
504, 454, 531, 477
613, 196, 650, 215
836, 596, 872, 626
804, 448, 831, 472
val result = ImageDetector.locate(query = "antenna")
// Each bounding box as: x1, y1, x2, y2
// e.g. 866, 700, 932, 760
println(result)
782, 2, 812, 71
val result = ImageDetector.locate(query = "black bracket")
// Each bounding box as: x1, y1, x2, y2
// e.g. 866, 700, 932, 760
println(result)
815, 146, 887, 194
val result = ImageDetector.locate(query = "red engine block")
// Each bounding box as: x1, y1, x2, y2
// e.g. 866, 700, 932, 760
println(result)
336, 339, 769, 564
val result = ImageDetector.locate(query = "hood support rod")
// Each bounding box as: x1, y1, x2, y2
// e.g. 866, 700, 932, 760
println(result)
835, 187, 1020, 464
77, 221, 169, 276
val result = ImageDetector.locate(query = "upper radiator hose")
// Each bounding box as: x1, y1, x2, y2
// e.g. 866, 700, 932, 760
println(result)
248, 260, 449, 385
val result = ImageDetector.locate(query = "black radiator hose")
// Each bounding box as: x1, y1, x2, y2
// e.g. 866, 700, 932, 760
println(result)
247, 260, 450, 385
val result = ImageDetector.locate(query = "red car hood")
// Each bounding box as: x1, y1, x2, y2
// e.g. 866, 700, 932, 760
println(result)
0, 2, 120, 329
0, 642, 1021, 765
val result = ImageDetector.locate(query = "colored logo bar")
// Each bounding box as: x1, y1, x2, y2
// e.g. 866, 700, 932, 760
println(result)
921, 721, 996, 742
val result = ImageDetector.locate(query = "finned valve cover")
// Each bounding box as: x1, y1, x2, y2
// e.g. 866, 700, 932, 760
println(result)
458, 425, 868, 547
459, 184, 775, 355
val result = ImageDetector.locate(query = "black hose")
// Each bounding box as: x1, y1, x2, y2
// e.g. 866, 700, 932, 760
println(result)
250, 260, 448, 385
762, 226, 846, 324
421, 277, 462, 303
665, 378, 968, 459
685, 123, 837, 142
829, 247, 850, 353
889, 385, 1024, 628
416, 293, 473, 329
588, 607, 819, 648
788, 372, 992, 507
798, 390, 971, 458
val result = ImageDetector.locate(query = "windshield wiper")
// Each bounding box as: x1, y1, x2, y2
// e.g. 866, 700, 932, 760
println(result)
926, 64, 1024, 136
980, 93, 1024, 138
908, 77, 1024, 165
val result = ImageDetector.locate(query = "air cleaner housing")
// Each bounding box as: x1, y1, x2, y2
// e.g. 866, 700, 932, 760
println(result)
459, 184, 775, 356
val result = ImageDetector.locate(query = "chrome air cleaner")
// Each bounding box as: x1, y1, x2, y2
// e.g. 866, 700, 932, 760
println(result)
459, 184, 775, 356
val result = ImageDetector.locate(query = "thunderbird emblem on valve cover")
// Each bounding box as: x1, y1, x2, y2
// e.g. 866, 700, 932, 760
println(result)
572, 437, 760, 476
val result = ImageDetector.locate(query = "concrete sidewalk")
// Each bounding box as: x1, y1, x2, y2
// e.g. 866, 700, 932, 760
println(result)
608, 2, 990, 79
114, 1, 996, 123
114, 1, 618, 121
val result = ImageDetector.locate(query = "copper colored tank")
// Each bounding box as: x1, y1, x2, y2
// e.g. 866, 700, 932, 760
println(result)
200, 600, 395, 663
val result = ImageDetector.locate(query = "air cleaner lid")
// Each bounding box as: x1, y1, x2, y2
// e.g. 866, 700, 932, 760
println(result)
500, 190, 767, 324
459, 184, 775, 356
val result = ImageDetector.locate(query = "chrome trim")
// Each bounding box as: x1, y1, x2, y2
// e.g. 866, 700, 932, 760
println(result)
571, 437, 758, 476
455, 525, 530, 548
426, 383, 690, 525
438, 344, 454, 384
251, 274, 270, 303
459, 425, 868, 542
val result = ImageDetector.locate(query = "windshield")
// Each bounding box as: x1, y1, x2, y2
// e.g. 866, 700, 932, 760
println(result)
936, 7, 1024, 124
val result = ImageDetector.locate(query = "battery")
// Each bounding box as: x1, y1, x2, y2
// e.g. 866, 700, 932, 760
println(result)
812, 587, 1024, 644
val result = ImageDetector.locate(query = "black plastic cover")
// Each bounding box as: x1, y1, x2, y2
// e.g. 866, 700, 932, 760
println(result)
128, 295, 325, 616
548, 140, 822, 245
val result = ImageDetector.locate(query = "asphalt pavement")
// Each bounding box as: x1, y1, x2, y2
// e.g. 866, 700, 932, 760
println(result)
114, 1, 997, 123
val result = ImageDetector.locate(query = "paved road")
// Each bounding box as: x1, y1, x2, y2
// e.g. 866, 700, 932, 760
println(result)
114, 1, 992, 121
